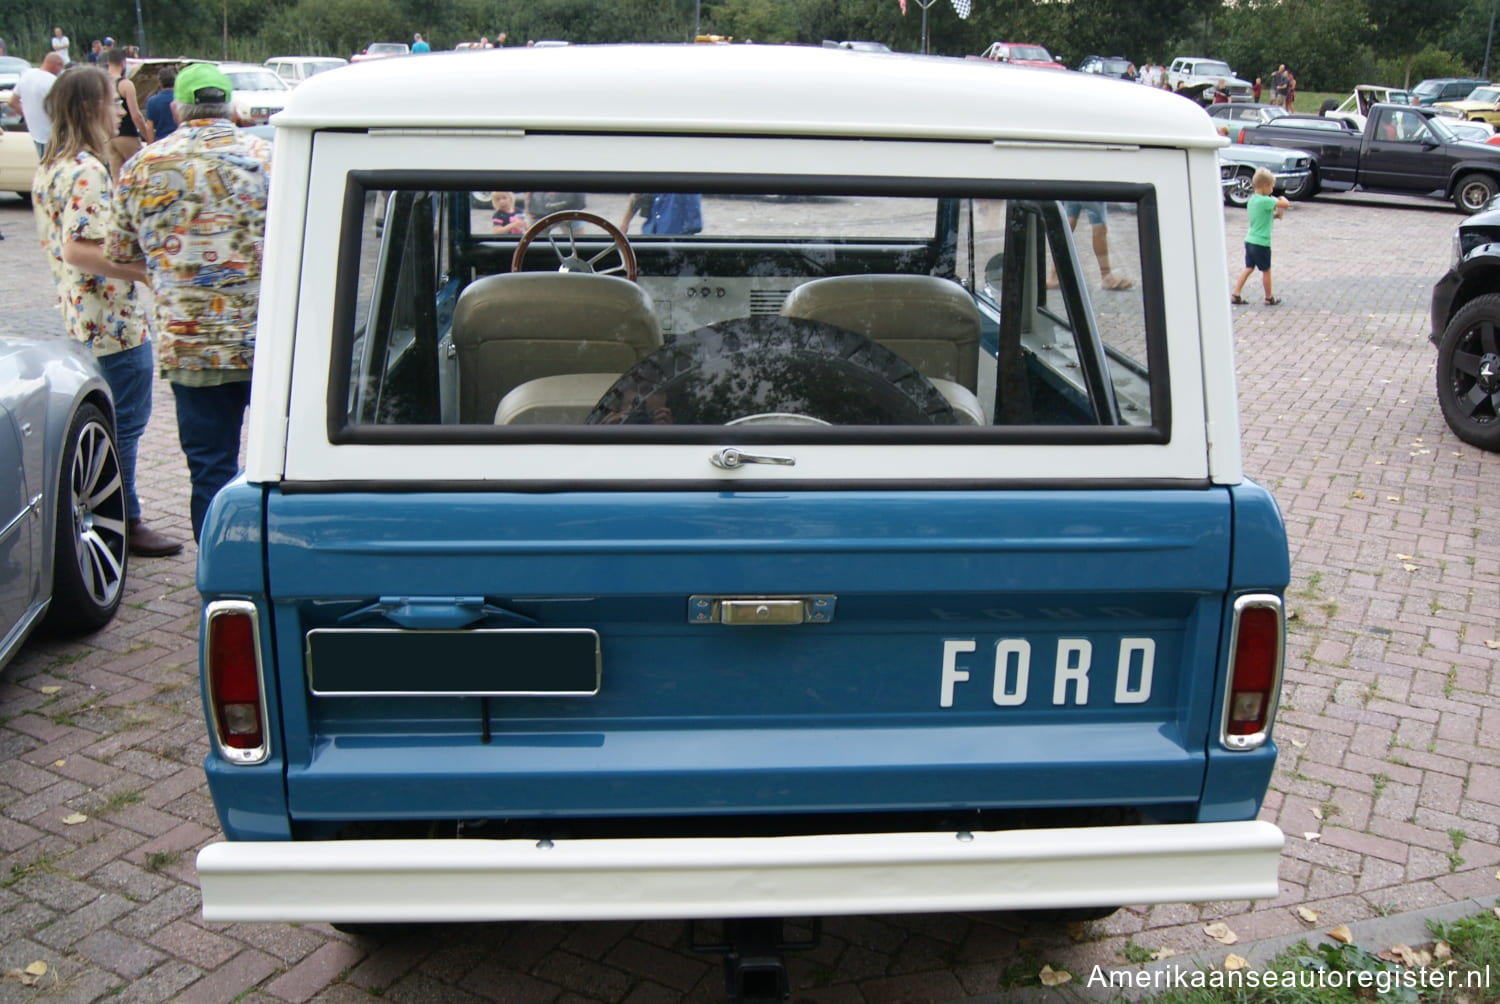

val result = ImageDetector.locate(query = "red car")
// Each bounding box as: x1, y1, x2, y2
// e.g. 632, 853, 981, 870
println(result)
971, 42, 1064, 69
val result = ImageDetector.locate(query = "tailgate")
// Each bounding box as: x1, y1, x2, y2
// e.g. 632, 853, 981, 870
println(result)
264, 488, 1233, 825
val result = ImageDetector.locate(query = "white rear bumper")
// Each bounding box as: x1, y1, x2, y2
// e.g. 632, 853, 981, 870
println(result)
197, 820, 1283, 922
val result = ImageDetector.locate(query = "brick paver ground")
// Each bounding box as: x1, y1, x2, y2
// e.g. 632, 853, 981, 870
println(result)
1, 183, 1497, 1003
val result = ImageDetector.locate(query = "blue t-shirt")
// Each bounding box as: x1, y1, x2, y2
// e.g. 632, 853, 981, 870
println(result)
412, 40, 430, 53
144, 89, 176, 142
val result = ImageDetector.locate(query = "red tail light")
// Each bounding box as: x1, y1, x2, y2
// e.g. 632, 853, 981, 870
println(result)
1221, 596, 1284, 750
1236, 127, 1246, 144
205, 602, 269, 763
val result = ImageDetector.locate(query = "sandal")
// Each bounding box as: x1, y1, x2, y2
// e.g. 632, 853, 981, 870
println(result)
1264, 296, 1282, 306
1230, 294, 1248, 305
1101, 274, 1134, 291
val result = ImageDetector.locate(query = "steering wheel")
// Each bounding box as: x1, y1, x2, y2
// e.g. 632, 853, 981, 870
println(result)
511, 211, 637, 281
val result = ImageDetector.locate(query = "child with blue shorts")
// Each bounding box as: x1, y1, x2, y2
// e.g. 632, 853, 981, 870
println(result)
1230, 168, 1291, 306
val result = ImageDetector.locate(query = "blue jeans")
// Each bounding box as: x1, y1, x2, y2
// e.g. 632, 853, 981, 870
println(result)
94, 342, 153, 522
170, 380, 251, 542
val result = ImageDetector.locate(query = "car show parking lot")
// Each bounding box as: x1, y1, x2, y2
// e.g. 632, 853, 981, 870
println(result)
0, 183, 1496, 1002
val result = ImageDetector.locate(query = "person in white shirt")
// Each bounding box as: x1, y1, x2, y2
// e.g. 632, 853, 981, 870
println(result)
51, 27, 71, 64
8, 52, 64, 157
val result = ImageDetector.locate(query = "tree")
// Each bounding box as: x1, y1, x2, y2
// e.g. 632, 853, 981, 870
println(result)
1367, 0, 1467, 86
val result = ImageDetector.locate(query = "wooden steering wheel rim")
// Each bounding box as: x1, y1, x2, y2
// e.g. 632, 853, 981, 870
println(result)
510, 210, 638, 282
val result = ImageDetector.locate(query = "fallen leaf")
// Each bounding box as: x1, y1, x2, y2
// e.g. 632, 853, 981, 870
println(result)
1402, 563, 1418, 572
39, 686, 60, 695
51, 760, 65, 768
1297, 906, 1319, 923
1484, 640, 1499, 650
1435, 941, 1452, 961
1328, 924, 1354, 944
1396, 553, 1415, 560
1310, 806, 1323, 820
1381, 944, 1431, 968
60, 812, 87, 826
1224, 953, 1249, 971
1287, 610, 1299, 621
1039, 964, 1072, 986
1387, 496, 1402, 502
1290, 737, 1307, 748
1351, 490, 1366, 499
1204, 922, 1238, 945
1066, 921, 1087, 941
1303, 832, 1321, 842
2, 968, 39, 987
1150, 947, 1177, 961
23, 962, 46, 978
1374, 460, 1386, 465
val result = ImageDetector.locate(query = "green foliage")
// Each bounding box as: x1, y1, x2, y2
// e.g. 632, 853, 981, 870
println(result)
0, 0, 1489, 89
1374, 44, 1474, 90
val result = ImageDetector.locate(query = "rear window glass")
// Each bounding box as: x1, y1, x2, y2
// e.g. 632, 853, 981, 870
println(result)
333, 180, 1165, 439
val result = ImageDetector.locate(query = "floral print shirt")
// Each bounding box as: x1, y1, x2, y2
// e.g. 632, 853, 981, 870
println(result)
106, 119, 272, 374
32, 151, 146, 356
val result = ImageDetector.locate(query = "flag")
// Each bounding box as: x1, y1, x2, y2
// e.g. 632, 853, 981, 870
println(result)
950, 0, 971, 18
899, 0, 907, 14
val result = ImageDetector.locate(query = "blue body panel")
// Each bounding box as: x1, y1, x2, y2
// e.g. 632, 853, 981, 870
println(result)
198, 483, 1289, 840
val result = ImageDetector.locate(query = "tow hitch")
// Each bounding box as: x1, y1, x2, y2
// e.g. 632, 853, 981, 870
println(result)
691, 918, 820, 1003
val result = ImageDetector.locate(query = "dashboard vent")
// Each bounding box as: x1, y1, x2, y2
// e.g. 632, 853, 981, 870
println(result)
750, 289, 792, 315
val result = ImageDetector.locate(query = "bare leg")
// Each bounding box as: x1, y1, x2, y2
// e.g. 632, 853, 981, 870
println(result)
1231, 267, 1254, 299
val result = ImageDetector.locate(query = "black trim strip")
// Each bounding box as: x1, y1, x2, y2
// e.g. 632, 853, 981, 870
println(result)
276, 477, 1214, 495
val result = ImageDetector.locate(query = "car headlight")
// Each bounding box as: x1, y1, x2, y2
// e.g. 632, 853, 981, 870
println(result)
1453, 227, 1464, 268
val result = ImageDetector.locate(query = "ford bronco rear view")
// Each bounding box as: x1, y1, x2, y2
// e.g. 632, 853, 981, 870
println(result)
194, 44, 1289, 959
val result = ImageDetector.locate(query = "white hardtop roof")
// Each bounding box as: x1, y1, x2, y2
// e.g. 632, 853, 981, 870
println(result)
275, 44, 1225, 148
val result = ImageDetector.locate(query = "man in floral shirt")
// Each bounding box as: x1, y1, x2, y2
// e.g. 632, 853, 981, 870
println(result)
107, 63, 271, 542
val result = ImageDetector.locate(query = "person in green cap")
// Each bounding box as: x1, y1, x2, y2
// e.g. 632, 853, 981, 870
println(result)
106, 61, 273, 543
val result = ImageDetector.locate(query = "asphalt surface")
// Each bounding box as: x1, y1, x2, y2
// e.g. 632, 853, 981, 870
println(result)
0, 185, 1497, 1004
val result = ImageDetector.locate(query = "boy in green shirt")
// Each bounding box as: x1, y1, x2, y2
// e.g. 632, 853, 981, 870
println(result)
1230, 167, 1291, 306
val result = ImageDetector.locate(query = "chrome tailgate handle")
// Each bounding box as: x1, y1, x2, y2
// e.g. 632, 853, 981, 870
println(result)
689, 595, 836, 625
710, 448, 796, 470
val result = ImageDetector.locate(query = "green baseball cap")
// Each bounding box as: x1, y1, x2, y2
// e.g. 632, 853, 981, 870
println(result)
173, 63, 233, 103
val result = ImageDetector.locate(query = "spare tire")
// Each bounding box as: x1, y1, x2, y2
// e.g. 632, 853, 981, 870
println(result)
586, 316, 959, 426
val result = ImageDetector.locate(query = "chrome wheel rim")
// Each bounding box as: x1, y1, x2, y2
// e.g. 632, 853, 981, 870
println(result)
69, 419, 127, 608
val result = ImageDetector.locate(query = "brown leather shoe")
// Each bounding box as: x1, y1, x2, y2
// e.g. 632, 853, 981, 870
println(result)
128, 519, 185, 558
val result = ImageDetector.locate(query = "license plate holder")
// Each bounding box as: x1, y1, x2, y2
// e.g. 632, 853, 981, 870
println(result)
306, 628, 600, 697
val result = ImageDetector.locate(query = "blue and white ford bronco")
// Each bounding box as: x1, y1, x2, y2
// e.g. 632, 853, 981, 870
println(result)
194, 43, 1289, 961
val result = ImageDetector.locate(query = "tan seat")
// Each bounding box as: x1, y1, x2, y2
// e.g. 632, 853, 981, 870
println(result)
494, 373, 622, 425
779, 274, 982, 393
451, 273, 662, 423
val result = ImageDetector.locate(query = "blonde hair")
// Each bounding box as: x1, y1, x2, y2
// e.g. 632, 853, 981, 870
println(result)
1252, 167, 1275, 192
41, 65, 115, 168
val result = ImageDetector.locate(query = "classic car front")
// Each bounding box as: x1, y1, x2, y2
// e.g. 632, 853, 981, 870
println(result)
1435, 85, 1500, 125
1218, 143, 1313, 206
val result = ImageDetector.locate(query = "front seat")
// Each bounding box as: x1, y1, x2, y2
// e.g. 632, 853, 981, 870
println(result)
779, 274, 985, 423
450, 272, 662, 424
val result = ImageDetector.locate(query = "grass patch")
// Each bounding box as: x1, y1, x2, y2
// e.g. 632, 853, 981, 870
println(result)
144, 850, 181, 872
1119, 939, 1156, 964
1127, 908, 1500, 1003
90, 790, 144, 816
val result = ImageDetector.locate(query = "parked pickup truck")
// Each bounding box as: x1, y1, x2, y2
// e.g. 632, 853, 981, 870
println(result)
1167, 57, 1253, 102
1235, 102, 1500, 212
191, 45, 1288, 990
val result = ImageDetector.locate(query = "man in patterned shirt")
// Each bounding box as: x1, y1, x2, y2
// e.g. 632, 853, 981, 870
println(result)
107, 63, 272, 542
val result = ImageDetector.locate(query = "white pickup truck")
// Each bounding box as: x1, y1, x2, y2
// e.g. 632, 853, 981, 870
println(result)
192, 44, 1288, 994
1168, 56, 1255, 103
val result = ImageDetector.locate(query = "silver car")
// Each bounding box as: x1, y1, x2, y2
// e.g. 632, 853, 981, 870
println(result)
0, 336, 126, 668
1218, 144, 1314, 206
